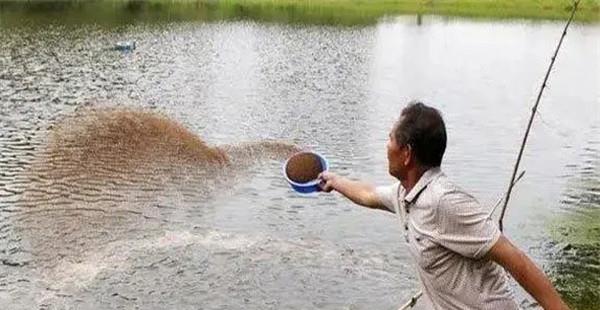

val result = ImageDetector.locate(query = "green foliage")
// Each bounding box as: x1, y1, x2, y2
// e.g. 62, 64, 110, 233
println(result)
0, 0, 598, 28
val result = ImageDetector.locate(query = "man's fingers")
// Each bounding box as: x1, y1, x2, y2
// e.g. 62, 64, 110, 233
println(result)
318, 171, 335, 192
318, 179, 328, 191
319, 180, 334, 192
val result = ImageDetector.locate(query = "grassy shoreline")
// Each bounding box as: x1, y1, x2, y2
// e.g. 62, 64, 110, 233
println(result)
1, 0, 599, 26
219, 0, 600, 22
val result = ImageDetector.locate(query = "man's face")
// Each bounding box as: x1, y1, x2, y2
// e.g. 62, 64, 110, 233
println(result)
386, 121, 407, 179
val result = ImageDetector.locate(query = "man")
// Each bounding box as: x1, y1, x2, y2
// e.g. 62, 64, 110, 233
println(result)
319, 102, 569, 309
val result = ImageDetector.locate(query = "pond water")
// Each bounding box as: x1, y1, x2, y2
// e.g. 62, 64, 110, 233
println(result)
1, 3, 599, 310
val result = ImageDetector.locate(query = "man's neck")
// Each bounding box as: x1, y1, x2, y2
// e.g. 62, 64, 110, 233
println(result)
400, 166, 429, 194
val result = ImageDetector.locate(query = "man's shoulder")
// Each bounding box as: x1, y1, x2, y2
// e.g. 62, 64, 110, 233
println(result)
426, 171, 464, 196
427, 172, 478, 209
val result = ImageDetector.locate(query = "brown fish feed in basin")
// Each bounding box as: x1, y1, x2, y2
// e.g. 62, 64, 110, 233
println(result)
285, 152, 324, 183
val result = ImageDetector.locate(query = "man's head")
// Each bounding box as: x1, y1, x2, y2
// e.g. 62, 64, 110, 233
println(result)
386, 101, 447, 179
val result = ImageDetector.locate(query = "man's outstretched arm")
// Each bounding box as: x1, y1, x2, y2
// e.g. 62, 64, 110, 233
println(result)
318, 171, 391, 212
486, 235, 570, 310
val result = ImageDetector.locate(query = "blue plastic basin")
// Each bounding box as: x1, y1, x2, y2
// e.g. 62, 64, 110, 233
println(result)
283, 152, 329, 194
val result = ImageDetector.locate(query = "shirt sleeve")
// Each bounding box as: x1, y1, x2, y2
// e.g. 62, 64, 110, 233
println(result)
434, 189, 501, 259
375, 182, 400, 213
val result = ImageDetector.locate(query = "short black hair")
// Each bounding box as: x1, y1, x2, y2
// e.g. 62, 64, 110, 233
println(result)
394, 101, 447, 167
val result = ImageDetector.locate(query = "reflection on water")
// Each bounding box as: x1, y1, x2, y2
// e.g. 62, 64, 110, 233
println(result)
0, 11, 599, 310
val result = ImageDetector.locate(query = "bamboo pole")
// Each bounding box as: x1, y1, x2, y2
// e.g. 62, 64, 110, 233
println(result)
498, 0, 580, 232
398, 291, 423, 310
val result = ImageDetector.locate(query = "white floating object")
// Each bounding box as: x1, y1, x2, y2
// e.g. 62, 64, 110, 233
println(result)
114, 41, 136, 51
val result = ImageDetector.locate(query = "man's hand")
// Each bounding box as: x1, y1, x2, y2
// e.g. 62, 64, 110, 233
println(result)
318, 171, 337, 192
487, 236, 570, 310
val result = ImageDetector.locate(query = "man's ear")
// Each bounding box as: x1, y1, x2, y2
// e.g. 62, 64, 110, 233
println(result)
403, 144, 412, 166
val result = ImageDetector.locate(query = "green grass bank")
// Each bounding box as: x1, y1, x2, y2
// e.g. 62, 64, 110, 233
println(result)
216, 0, 600, 23
1, 0, 599, 27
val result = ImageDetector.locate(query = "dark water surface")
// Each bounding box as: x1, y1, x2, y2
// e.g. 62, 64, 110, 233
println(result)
1, 5, 599, 310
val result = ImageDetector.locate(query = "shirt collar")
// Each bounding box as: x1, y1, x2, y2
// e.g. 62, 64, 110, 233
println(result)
403, 166, 442, 203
